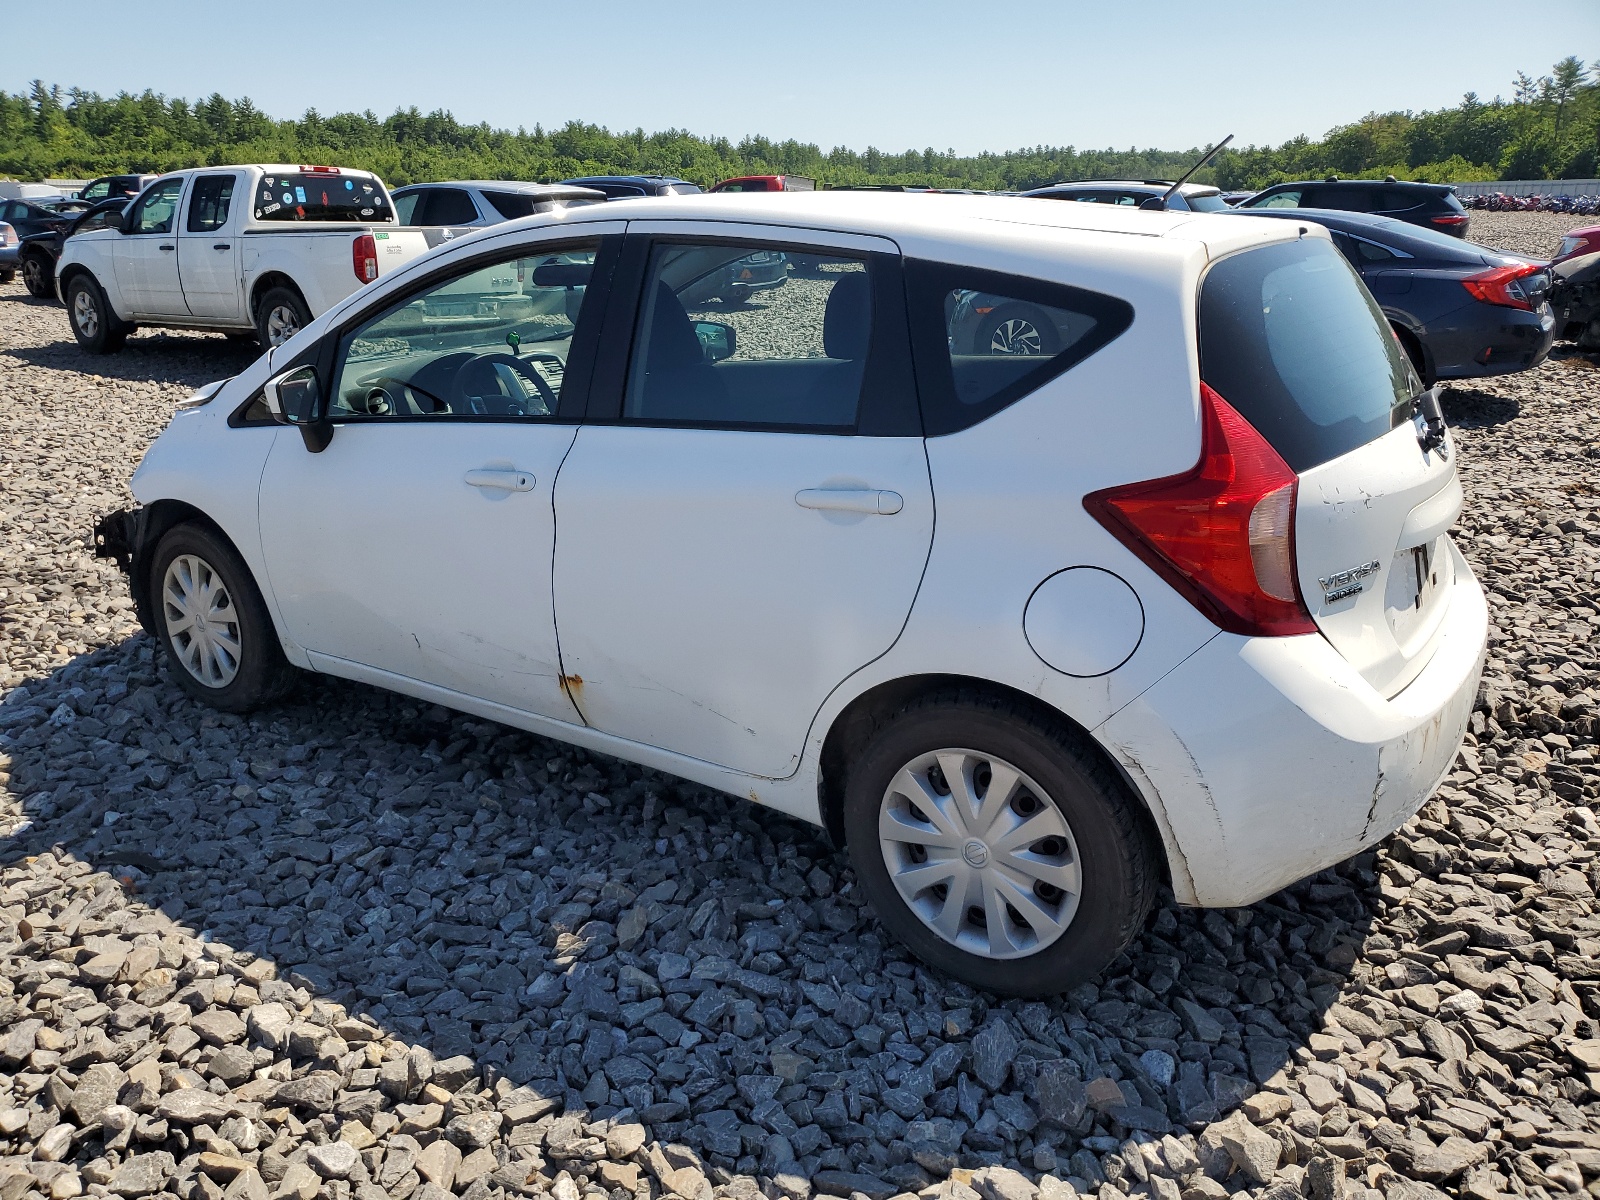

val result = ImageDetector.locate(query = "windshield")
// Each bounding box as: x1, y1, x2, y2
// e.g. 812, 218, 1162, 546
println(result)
1199, 236, 1416, 472
254, 172, 392, 222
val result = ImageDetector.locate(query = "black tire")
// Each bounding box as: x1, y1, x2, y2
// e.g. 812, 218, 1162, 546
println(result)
65, 274, 130, 354
0, 268, 12, 284
843, 688, 1160, 996
148, 522, 297, 712
976, 305, 1061, 357
1392, 322, 1434, 386
19, 252, 53, 299
255, 286, 311, 350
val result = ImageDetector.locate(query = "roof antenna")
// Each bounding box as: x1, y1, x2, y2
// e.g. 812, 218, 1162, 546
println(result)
1140, 134, 1234, 211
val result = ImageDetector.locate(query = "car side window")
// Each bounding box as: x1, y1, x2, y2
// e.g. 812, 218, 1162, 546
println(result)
906, 260, 1134, 436
1352, 238, 1397, 264
1254, 189, 1303, 209
392, 191, 422, 225
420, 188, 477, 226
129, 179, 184, 235
328, 242, 603, 422
623, 243, 872, 429
82, 181, 109, 202
186, 175, 235, 233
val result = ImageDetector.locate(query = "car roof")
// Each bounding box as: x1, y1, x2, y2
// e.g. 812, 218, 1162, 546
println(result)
485, 190, 1308, 262
1260, 178, 1450, 194
1027, 180, 1221, 196
563, 175, 693, 185
399, 181, 599, 194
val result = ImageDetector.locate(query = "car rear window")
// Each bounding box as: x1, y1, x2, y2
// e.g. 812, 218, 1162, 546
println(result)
1199, 236, 1415, 472
1184, 194, 1230, 212
254, 172, 391, 222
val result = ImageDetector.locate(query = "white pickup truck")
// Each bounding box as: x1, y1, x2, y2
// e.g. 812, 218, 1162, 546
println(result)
55, 164, 438, 353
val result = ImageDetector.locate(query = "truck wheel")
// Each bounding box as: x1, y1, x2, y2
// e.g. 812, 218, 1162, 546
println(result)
842, 688, 1160, 996
256, 287, 311, 349
20, 253, 53, 298
149, 522, 298, 712
65, 275, 130, 354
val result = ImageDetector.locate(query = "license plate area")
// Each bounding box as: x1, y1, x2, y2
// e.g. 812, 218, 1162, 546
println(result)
1385, 534, 1452, 655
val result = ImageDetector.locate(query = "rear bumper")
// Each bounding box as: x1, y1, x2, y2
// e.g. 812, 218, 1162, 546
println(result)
1098, 540, 1487, 908
1430, 303, 1554, 378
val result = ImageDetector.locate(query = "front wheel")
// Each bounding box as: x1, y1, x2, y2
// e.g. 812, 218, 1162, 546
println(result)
20, 253, 53, 298
843, 690, 1160, 995
149, 523, 297, 712
255, 286, 311, 350
65, 275, 130, 353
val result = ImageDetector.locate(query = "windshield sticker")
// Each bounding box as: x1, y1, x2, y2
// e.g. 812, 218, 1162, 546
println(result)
265, 177, 275, 185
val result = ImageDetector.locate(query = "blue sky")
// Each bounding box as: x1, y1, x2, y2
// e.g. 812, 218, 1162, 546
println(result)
10, 0, 1597, 155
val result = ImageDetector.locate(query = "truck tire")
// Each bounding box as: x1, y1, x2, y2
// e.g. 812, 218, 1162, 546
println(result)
65, 275, 131, 354
148, 522, 298, 712
255, 287, 311, 350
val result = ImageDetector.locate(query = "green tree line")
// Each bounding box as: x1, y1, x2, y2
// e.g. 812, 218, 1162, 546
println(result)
1, 56, 1595, 192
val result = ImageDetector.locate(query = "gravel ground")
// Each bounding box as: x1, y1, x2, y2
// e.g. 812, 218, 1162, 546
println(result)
0, 213, 1598, 1200
1464, 211, 1595, 260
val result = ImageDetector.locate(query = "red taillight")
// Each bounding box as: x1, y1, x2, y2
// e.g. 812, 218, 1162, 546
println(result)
1431, 214, 1468, 227
1084, 383, 1317, 637
353, 233, 378, 284
1461, 262, 1543, 310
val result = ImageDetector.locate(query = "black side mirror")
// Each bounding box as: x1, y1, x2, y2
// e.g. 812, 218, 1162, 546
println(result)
694, 320, 737, 363
264, 365, 333, 452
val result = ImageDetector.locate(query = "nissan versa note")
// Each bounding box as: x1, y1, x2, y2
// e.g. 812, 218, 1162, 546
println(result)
94, 194, 1487, 996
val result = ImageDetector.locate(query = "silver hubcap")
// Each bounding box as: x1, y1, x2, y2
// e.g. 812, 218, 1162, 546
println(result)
265, 305, 300, 346
73, 289, 98, 338
879, 748, 1081, 959
161, 554, 242, 688
989, 318, 1043, 355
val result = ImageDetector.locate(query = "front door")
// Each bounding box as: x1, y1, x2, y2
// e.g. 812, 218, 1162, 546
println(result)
257, 230, 621, 721
178, 172, 242, 320
113, 176, 188, 316
553, 227, 934, 778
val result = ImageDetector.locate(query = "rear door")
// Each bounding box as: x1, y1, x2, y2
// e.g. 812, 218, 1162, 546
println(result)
178, 172, 243, 319
1199, 234, 1461, 696
552, 224, 933, 778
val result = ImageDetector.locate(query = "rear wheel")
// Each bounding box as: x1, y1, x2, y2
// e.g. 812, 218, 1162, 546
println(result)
255, 286, 311, 349
1392, 322, 1434, 385
843, 689, 1160, 995
149, 523, 297, 712
20, 252, 53, 298
65, 275, 130, 354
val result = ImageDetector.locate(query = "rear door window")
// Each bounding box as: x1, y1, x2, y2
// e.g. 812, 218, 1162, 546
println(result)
1199, 236, 1416, 472
254, 172, 390, 222
419, 188, 478, 225
186, 175, 235, 232
906, 261, 1133, 436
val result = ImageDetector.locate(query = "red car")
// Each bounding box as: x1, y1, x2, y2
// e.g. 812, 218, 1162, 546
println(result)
709, 175, 816, 193
1552, 225, 1600, 348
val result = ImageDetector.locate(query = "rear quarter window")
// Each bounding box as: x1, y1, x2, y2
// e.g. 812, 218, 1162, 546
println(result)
1199, 236, 1415, 472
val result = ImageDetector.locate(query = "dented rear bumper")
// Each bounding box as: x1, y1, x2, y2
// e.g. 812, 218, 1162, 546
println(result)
1097, 542, 1488, 908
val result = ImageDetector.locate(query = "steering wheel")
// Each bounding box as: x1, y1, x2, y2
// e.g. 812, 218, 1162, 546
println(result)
450, 352, 558, 416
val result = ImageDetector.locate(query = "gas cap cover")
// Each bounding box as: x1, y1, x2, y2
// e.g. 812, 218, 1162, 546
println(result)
1023, 567, 1145, 678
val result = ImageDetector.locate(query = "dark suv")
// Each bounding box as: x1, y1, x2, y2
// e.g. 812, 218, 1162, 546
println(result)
1236, 178, 1469, 237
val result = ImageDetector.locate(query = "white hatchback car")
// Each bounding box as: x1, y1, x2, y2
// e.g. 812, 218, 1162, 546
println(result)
95, 194, 1487, 996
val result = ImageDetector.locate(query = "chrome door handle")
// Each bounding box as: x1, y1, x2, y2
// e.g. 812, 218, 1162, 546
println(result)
795, 488, 903, 515
464, 469, 535, 492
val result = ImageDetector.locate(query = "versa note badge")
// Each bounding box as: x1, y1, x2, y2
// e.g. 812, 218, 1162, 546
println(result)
1319, 560, 1381, 604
